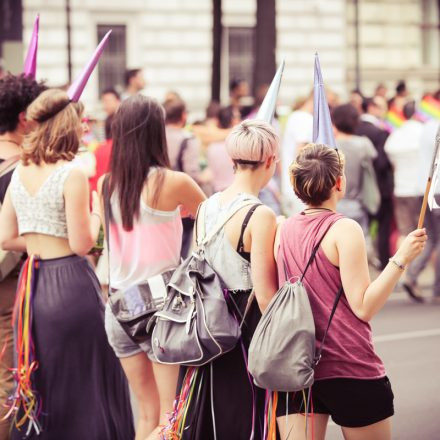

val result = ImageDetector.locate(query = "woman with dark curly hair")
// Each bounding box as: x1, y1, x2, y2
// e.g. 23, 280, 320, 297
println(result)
0, 88, 134, 439
0, 73, 46, 439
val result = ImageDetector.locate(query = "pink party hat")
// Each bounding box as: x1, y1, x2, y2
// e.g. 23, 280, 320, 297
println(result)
67, 30, 112, 102
23, 14, 39, 78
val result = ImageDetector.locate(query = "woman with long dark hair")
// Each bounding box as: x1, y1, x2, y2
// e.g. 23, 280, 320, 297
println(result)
0, 88, 134, 439
100, 95, 205, 440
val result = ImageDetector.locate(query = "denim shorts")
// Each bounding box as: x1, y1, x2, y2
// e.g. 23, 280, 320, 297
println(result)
104, 303, 148, 358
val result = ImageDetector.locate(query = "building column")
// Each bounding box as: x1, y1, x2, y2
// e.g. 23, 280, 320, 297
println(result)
254, 0, 276, 92
211, 0, 222, 102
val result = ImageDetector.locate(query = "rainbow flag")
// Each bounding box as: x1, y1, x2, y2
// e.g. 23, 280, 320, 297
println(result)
384, 107, 406, 132
418, 95, 440, 121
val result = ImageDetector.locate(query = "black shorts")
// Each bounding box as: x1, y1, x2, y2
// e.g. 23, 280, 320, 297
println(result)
276, 376, 394, 428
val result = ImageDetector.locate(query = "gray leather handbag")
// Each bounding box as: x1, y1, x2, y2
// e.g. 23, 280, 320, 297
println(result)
248, 225, 343, 392
150, 199, 257, 366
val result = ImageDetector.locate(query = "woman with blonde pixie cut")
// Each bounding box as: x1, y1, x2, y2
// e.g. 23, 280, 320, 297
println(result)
171, 119, 279, 439
0, 89, 134, 438
275, 143, 427, 440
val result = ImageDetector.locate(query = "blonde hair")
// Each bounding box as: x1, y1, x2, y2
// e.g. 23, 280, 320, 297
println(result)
225, 119, 279, 167
22, 89, 83, 165
289, 143, 344, 205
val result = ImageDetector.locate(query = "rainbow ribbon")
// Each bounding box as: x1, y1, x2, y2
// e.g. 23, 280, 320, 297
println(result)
160, 367, 201, 439
3, 256, 42, 436
418, 95, 440, 122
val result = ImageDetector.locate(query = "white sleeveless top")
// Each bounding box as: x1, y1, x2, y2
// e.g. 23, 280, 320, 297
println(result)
108, 168, 183, 290
9, 162, 76, 238
201, 192, 259, 291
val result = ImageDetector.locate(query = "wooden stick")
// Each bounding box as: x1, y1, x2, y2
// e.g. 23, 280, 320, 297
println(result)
417, 125, 440, 228
418, 178, 432, 228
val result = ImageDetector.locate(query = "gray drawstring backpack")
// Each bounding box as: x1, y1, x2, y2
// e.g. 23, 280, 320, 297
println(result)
248, 225, 343, 392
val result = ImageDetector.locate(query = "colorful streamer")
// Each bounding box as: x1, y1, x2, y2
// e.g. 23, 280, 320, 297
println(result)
3, 256, 42, 436
384, 107, 406, 132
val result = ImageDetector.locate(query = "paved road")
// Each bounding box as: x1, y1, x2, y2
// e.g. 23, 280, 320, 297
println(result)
326, 289, 440, 440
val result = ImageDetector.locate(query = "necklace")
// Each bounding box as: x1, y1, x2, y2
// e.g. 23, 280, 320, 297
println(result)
0, 139, 20, 147
303, 207, 334, 215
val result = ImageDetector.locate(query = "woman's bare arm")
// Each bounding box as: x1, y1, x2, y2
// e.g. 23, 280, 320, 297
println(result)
0, 188, 25, 251
64, 168, 101, 256
250, 206, 278, 312
335, 218, 427, 322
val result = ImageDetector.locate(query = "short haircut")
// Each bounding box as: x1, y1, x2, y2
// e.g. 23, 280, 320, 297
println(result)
0, 73, 47, 134
124, 68, 141, 86
396, 80, 406, 94
331, 104, 359, 134
403, 100, 416, 119
290, 143, 345, 206
205, 100, 220, 119
225, 119, 279, 169
218, 106, 235, 129
163, 98, 186, 124
101, 87, 120, 100
22, 89, 84, 165
229, 78, 245, 93
361, 97, 374, 113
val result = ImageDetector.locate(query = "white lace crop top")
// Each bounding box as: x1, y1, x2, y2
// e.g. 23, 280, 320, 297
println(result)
9, 163, 75, 238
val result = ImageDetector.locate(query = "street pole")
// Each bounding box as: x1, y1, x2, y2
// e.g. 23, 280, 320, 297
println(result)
66, 0, 72, 83
211, 0, 222, 102
354, 0, 360, 90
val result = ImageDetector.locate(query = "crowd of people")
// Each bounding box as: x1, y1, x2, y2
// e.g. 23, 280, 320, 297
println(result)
0, 64, 433, 440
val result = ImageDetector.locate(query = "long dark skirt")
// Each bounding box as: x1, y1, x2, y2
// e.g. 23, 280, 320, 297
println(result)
175, 291, 267, 440
11, 255, 134, 440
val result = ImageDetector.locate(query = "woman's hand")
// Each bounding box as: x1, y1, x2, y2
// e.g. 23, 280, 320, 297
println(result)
394, 228, 428, 266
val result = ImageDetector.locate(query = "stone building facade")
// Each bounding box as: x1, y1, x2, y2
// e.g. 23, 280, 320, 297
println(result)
2, 0, 438, 115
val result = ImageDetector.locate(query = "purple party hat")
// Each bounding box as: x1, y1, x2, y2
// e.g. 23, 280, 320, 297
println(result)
67, 30, 112, 102
23, 15, 39, 78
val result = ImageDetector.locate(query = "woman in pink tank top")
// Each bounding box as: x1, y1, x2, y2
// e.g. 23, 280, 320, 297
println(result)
99, 95, 205, 440
276, 144, 427, 440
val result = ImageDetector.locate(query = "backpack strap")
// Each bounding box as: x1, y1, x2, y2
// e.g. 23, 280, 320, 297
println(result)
174, 136, 191, 172
196, 199, 259, 248
0, 155, 20, 178
236, 203, 262, 254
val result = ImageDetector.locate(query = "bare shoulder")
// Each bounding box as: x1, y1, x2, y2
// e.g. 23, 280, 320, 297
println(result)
329, 217, 365, 244
64, 166, 87, 188
251, 204, 276, 227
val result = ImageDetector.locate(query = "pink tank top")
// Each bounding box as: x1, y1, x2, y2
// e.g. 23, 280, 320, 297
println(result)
278, 212, 386, 380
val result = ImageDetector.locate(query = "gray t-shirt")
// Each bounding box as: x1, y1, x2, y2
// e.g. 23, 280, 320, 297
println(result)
336, 135, 377, 201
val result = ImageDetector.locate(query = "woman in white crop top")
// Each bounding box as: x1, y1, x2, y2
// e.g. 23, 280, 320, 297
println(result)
0, 89, 135, 439
98, 95, 205, 440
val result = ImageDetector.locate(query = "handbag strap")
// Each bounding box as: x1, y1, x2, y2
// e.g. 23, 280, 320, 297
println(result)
0, 155, 20, 178
102, 175, 112, 288
195, 199, 259, 248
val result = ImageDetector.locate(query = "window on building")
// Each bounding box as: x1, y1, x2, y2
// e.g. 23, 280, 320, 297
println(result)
222, 26, 255, 102
421, 0, 440, 66
97, 24, 126, 96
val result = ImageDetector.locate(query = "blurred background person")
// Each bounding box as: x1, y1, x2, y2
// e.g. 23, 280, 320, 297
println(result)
375, 83, 389, 99
0, 73, 46, 439
228, 78, 251, 119
384, 100, 424, 302
205, 106, 239, 193
164, 97, 203, 257
332, 103, 377, 237
122, 68, 146, 100
101, 88, 121, 121
356, 96, 394, 269
349, 88, 364, 115
281, 90, 314, 215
